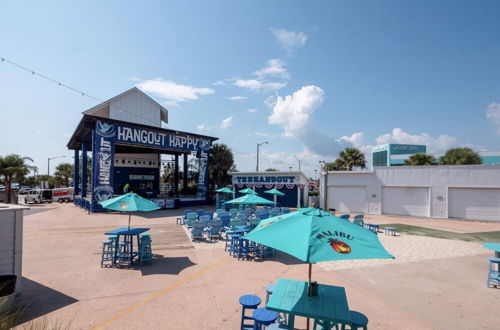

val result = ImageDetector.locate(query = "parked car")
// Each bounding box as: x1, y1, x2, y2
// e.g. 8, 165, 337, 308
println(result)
25, 189, 53, 204
18, 187, 31, 195
52, 188, 74, 203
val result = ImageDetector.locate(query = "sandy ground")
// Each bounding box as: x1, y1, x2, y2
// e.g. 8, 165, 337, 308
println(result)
12, 203, 500, 330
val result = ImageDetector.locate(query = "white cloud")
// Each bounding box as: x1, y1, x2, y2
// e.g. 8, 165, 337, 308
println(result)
227, 96, 247, 101
232, 59, 290, 92
264, 95, 278, 109
271, 28, 308, 55
196, 124, 213, 133
254, 59, 290, 80
234, 79, 287, 92
268, 85, 324, 137
220, 116, 234, 130
487, 103, 500, 133
247, 108, 258, 113
136, 78, 215, 105
375, 128, 456, 153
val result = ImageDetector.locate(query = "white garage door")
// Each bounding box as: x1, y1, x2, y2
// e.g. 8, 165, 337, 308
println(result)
449, 188, 500, 221
382, 187, 429, 217
328, 187, 367, 213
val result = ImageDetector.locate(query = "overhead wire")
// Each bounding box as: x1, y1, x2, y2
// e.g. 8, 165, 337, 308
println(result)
0, 56, 163, 127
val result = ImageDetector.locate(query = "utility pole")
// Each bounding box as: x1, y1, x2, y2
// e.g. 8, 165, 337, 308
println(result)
256, 141, 268, 172
48, 155, 66, 176
294, 155, 301, 173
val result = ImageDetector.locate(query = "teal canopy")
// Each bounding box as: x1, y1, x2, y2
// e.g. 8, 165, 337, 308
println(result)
224, 194, 275, 205
99, 193, 160, 229
215, 187, 235, 194
244, 207, 393, 263
264, 188, 285, 196
239, 188, 257, 194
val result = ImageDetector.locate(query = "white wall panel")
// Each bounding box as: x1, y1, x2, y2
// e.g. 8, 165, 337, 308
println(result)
449, 188, 500, 221
328, 186, 367, 213
382, 187, 429, 217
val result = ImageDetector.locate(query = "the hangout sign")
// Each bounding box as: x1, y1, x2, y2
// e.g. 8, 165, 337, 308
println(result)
90, 120, 213, 210
116, 124, 206, 152
235, 176, 297, 183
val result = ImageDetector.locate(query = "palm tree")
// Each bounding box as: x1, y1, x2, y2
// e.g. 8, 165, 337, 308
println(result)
0, 154, 34, 203
325, 158, 346, 171
404, 153, 437, 166
209, 143, 235, 189
440, 147, 482, 165
337, 148, 366, 171
54, 163, 74, 187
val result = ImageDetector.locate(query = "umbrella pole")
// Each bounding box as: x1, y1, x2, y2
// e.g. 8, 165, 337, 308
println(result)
306, 263, 312, 330
128, 213, 131, 230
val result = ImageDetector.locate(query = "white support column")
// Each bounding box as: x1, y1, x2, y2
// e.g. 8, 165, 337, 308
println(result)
297, 184, 301, 209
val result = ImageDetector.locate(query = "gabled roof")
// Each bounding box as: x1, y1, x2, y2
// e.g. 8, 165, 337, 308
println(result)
82, 87, 168, 123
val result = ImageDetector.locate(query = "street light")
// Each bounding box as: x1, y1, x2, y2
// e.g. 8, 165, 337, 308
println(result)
48, 155, 66, 176
256, 141, 268, 172
294, 155, 301, 173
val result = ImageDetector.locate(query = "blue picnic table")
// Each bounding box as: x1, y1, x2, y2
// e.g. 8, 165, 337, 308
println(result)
484, 242, 500, 258
266, 278, 351, 328
105, 227, 150, 265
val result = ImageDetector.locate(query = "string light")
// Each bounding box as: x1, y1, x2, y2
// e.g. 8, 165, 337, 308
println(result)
0, 56, 164, 127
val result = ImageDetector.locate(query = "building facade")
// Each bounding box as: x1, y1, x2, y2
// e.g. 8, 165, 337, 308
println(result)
372, 144, 426, 167
320, 165, 500, 221
67, 88, 218, 212
229, 171, 309, 208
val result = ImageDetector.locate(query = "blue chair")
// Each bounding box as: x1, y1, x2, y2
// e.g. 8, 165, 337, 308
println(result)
258, 213, 270, 220
253, 308, 278, 330
196, 209, 206, 217
487, 257, 500, 288
191, 221, 206, 241
207, 220, 223, 241
239, 295, 261, 330
270, 208, 280, 217
384, 227, 396, 236
230, 208, 239, 219
229, 234, 242, 256
220, 214, 231, 228
186, 212, 198, 227
281, 208, 290, 214
353, 215, 364, 227
339, 214, 350, 221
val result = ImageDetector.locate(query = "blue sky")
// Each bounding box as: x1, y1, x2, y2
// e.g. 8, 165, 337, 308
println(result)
1, 0, 500, 177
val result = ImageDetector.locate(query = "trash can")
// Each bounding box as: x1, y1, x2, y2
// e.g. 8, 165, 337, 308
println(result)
328, 208, 336, 216
0, 275, 17, 307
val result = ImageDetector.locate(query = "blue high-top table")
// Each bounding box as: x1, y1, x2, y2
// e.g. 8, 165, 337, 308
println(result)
105, 227, 150, 265
484, 242, 500, 258
266, 278, 351, 328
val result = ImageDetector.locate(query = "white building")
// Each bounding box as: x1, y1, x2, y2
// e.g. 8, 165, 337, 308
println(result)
320, 165, 500, 221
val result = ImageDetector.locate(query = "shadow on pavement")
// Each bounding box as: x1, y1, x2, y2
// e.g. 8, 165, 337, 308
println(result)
15, 277, 78, 324
131, 255, 197, 276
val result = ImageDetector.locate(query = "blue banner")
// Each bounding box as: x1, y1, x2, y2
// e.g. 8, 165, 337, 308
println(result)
91, 121, 116, 211
196, 140, 211, 198
116, 123, 212, 152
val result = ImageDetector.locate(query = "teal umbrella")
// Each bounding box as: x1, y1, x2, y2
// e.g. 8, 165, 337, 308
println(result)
224, 194, 275, 206
99, 193, 160, 229
239, 188, 257, 194
215, 187, 235, 194
264, 188, 285, 204
244, 207, 393, 293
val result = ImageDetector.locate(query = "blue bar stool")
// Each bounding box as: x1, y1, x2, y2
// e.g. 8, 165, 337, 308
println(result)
252, 308, 278, 330
117, 241, 131, 267
230, 234, 242, 256
140, 236, 153, 265
237, 238, 251, 260
348, 310, 369, 330
487, 257, 500, 288
225, 230, 235, 252
100, 239, 114, 267
239, 294, 261, 330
